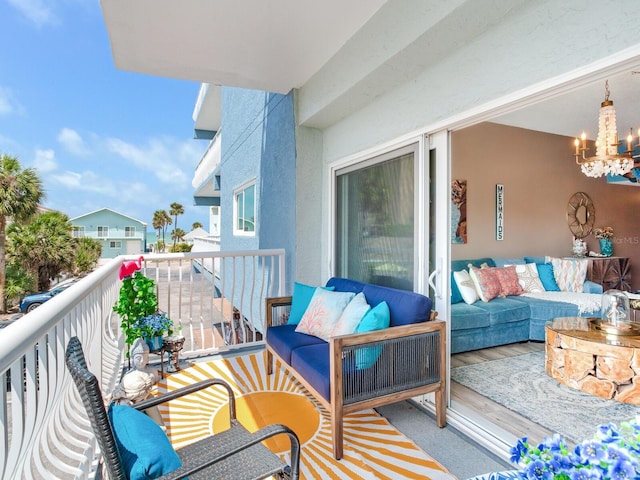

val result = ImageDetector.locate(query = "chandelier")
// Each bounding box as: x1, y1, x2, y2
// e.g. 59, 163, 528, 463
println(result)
573, 80, 638, 178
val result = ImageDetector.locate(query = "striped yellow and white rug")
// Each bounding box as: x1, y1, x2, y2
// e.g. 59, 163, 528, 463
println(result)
155, 353, 456, 480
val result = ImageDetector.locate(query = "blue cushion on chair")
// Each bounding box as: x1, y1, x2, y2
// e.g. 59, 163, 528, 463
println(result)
108, 404, 182, 480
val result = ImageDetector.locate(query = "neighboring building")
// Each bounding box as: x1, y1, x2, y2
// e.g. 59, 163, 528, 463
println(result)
183, 227, 209, 245
70, 208, 148, 259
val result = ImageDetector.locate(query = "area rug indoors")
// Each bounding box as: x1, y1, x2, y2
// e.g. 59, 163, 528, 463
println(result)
155, 353, 455, 480
451, 351, 640, 443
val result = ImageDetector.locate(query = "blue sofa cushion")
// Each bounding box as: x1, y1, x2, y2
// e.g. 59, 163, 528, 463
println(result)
512, 296, 578, 319
536, 263, 560, 291
450, 303, 491, 330
361, 284, 431, 327
326, 277, 432, 327
325, 277, 367, 294
266, 325, 325, 364
472, 297, 530, 325
450, 258, 496, 304
450, 272, 463, 304
492, 257, 525, 267
290, 343, 331, 401
288, 282, 335, 325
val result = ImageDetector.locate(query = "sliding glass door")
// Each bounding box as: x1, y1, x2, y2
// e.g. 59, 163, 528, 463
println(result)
335, 144, 417, 290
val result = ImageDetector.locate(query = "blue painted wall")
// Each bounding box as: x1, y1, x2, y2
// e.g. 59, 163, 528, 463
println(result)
219, 88, 296, 290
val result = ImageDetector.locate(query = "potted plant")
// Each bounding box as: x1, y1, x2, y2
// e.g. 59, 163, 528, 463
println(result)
132, 312, 174, 351
113, 271, 159, 354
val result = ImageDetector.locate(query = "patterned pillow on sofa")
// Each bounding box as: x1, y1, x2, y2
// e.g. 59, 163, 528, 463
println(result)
491, 266, 524, 297
469, 266, 501, 302
549, 257, 588, 293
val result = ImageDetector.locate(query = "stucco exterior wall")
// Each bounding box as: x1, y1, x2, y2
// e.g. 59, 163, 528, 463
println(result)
294, 0, 640, 284
220, 87, 296, 292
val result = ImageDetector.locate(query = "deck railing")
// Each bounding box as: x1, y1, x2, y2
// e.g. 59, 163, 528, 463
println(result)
0, 249, 285, 479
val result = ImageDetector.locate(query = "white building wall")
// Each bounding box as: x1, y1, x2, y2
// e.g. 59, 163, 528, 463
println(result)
294, 0, 640, 282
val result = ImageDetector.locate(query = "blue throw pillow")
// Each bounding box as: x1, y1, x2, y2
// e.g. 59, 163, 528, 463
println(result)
288, 282, 334, 325
450, 272, 463, 304
354, 301, 391, 369
108, 404, 182, 480
536, 263, 560, 292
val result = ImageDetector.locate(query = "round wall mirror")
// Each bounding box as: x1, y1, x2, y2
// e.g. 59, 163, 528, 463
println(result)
567, 192, 595, 238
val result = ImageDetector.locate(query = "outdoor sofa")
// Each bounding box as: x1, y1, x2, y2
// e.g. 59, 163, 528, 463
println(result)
265, 277, 446, 460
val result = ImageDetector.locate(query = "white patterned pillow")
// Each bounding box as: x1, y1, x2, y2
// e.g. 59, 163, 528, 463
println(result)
295, 289, 355, 341
510, 263, 545, 293
330, 292, 370, 337
549, 257, 588, 293
453, 270, 478, 304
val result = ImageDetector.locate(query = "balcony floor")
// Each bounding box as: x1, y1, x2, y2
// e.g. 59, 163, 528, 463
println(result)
151, 348, 510, 480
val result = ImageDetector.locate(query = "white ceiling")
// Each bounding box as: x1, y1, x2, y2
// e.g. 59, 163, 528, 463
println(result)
100, 0, 640, 140
100, 0, 387, 94
491, 69, 640, 141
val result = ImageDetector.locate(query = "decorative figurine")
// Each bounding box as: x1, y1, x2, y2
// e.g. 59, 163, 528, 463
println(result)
130, 337, 159, 383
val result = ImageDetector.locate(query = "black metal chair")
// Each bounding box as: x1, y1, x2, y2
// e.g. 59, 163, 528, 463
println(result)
65, 337, 300, 480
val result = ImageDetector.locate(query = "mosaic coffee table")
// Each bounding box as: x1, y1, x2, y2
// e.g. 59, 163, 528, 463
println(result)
545, 316, 640, 405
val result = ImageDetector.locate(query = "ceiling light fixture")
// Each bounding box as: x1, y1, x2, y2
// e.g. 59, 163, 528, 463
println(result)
573, 80, 638, 178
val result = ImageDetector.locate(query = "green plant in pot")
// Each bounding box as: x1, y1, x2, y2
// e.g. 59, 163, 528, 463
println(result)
113, 271, 159, 354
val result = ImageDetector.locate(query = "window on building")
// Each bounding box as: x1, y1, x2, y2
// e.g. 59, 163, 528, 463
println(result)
97, 226, 109, 238
335, 145, 416, 290
234, 182, 256, 235
110, 241, 122, 249
125, 226, 136, 237
72, 226, 85, 238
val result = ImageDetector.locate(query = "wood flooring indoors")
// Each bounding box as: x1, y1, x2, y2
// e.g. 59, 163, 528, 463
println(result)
451, 342, 554, 445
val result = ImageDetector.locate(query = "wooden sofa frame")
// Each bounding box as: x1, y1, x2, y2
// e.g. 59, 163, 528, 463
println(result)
265, 296, 446, 460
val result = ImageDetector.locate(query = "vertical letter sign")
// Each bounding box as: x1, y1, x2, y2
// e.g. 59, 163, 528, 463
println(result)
496, 184, 504, 240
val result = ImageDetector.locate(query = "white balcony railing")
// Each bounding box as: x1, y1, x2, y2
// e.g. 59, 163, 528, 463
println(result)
0, 249, 285, 479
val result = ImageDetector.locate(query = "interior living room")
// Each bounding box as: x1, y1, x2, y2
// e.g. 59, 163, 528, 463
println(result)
446, 70, 640, 450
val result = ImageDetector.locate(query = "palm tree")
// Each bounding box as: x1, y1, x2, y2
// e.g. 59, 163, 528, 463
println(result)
169, 202, 184, 249
191, 221, 203, 230
8, 211, 75, 291
0, 153, 44, 312
171, 228, 186, 244
152, 209, 171, 252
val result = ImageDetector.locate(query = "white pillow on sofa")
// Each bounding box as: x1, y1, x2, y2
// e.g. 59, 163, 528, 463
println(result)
510, 263, 545, 293
331, 292, 371, 337
549, 257, 588, 292
453, 270, 478, 304
295, 289, 355, 341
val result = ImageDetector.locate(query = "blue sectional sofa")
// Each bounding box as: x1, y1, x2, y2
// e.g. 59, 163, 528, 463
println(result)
265, 277, 446, 460
450, 257, 603, 354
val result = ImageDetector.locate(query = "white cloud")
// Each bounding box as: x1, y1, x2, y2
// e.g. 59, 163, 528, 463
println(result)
0, 86, 24, 116
52, 170, 115, 195
7, 0, 57, 27
57, 128, 90, 156
105, 136, 200, 187
34, 149, 57, 173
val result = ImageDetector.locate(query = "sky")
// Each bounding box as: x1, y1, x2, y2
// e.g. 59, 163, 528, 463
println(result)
0, 0, 210, 232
